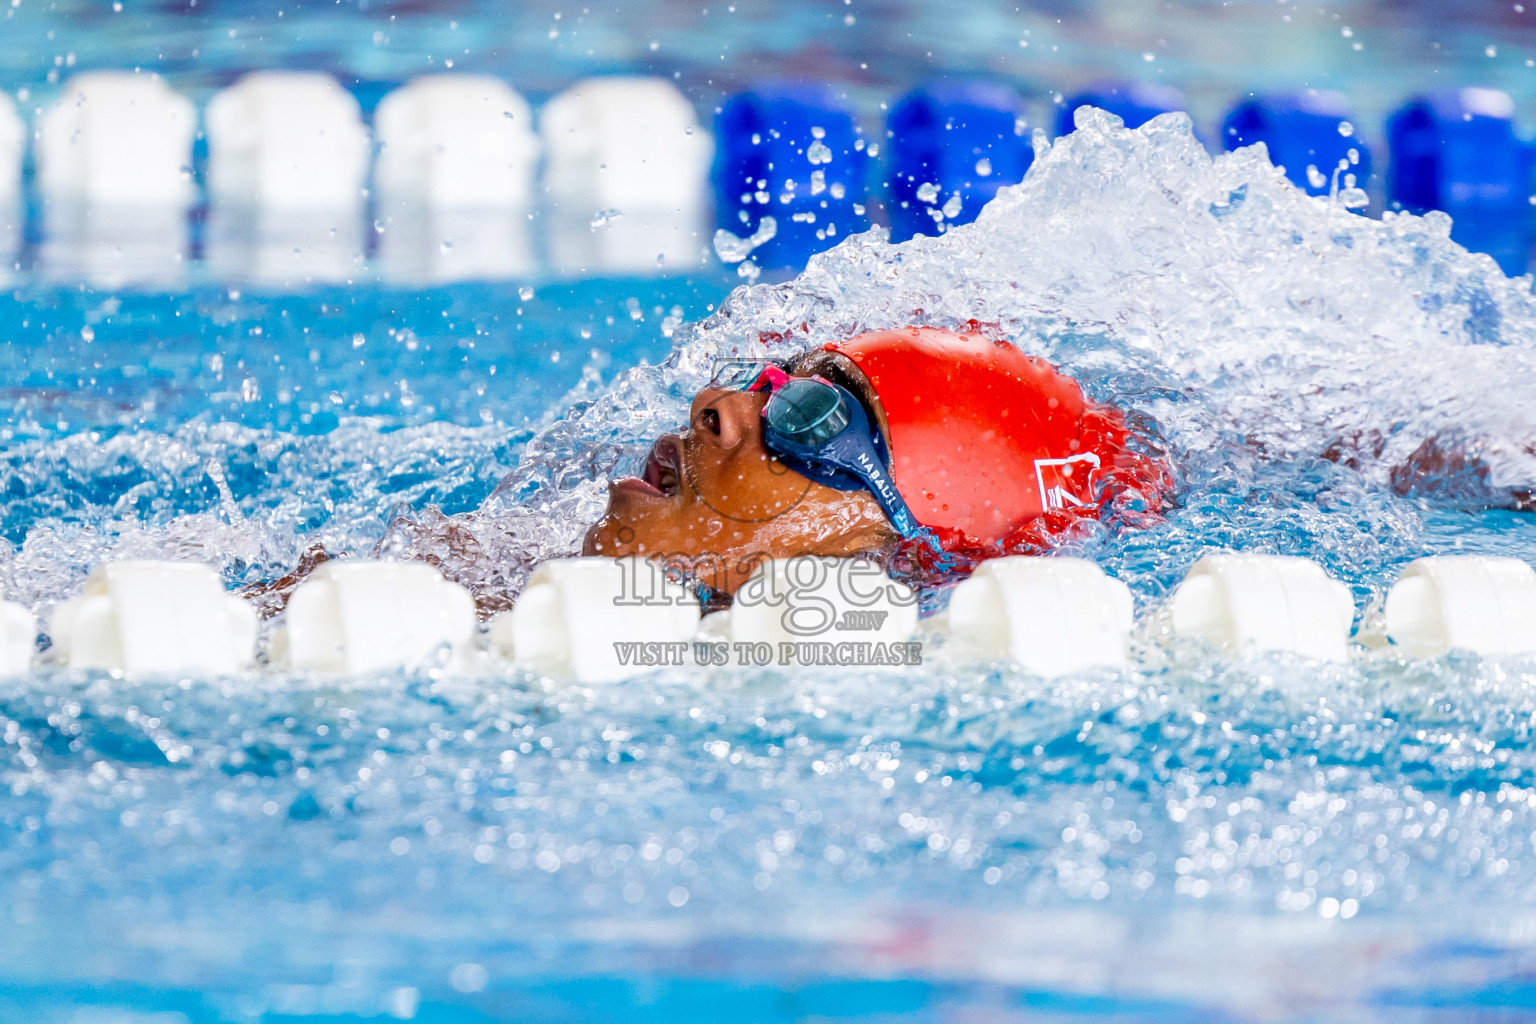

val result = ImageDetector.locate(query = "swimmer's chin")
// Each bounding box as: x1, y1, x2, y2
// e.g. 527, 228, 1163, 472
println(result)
581, 491, 644, 558
581, 514, 621, 557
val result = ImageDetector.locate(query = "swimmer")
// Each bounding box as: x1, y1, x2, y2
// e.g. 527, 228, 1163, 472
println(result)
581, 325, 1171, 600
248, 326, 1171, 614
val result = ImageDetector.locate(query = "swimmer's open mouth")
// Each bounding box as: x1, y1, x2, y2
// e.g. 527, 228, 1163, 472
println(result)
617, 437, 683, 499
644, 439, 683, 497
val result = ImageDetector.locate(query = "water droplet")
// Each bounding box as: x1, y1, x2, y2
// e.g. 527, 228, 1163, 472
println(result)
449, 964, 488, 994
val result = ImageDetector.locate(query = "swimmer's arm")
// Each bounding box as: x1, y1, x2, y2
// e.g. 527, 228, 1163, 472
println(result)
238, 510, 513, 618
237, 542, 331, 617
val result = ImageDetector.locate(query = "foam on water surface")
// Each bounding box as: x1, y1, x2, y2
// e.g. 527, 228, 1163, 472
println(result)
5, 114, 1536, 1020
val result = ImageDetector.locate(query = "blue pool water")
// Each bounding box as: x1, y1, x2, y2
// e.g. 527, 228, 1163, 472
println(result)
6, 107, 1536, 1023
8, 3, 1536, 1022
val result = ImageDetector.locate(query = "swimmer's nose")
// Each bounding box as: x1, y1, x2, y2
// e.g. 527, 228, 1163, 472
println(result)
691, 389, 762, 451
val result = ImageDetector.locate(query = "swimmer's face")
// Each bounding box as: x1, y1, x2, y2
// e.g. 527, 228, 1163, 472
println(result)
581, 372, 895, 596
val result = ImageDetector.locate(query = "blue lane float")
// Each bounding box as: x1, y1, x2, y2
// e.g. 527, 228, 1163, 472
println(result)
713, 84, 870, 269
1222, 90, 1371, 199
886, 82, 1032, 242
1386, 88, 1535, 276
1056, 81, 1186, 136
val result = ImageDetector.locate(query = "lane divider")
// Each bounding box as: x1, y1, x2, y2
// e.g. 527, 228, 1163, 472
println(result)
1221, 89, 1371, 200
35, 72, 196, 288
944, 556, 1132, 676
1383, 556, 1536, 658
49, 561, 255, 674
542, 76, 713, 276
26, 551, 1536, 679
206, 71, 371, 286
720, 555, 918, 650
887, 81, 1032, 243
713, 84, 869, 273
274, 560, 476, 673
1168, 553, 1355, 663
487, 556, 700, 684
1387, 88, 1536, 276
0, 90, 19, 206
5, 74, 1534, 280
373, 74, 540, 284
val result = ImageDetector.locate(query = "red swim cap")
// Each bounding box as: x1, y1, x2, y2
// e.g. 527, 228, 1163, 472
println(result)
828, 326, 1167, 550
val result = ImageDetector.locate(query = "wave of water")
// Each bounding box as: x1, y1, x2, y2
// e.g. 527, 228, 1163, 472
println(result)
5, 113, 1536, 1021
483, 108, 1536, 601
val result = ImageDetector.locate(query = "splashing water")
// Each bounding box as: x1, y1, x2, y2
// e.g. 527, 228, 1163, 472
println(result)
6, 112, 1536, 1021
481, 107, 1536, 602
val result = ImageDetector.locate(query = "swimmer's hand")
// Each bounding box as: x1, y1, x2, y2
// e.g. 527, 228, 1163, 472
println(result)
238, 543, 331, 619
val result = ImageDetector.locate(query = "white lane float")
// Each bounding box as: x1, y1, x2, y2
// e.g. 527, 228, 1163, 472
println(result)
274, 561, 476, 674
1169, 553, 1356, 662
0, 596, 32, 677
541, 76, 713, 274
34, 73, 197, 287
35, 72, 196, 207
944, 556, 1133, 676
487, 556, 701, 684
207, 71, 370, 209
375, 75, 540, 209
0, 91, 21, 203
205, 72, 370, 284
0, 91, 19, 277
31, 551, 1536, 680
723, 556, 919, 664
1384, 556, 1536, 657
49, 561, 256, 674
373, 75, 539, 284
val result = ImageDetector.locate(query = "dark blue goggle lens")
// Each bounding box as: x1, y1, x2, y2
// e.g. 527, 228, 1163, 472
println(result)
765, 378, 851, 446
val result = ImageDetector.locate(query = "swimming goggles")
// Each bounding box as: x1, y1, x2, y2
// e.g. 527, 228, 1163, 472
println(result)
709, 361, 954, 561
